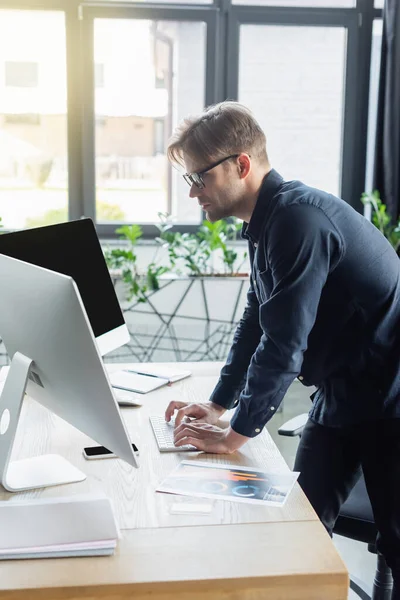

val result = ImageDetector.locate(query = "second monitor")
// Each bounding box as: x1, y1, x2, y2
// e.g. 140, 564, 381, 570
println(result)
0, 253, 139, 493
0, 218, 129, 356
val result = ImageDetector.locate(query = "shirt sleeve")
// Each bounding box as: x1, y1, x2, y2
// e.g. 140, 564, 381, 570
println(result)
230, 204, 344, 437
208, 274, 263, 410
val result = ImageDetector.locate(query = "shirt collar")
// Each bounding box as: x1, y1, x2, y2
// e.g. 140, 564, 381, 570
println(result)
241, 168, 284, 243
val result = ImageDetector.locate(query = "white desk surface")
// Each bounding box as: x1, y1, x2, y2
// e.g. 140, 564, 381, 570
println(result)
0, 361, 348, 599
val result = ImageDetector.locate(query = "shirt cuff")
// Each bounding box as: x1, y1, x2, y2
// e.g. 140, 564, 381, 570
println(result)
209, 379, 242, 410
230, 404, 274, 438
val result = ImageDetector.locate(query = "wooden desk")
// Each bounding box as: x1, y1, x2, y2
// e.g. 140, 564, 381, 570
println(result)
0, 362, 348, 599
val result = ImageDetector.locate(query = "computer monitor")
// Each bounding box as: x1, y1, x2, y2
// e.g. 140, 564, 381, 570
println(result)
0, 253, 138, 493
0, 219, 129, 356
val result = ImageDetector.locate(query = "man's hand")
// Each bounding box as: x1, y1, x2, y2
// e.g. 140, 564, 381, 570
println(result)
173, 423, 249, 454
165, 400, 226, 427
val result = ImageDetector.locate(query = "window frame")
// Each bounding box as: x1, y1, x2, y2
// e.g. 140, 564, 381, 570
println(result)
0, 0, 383, 238
228, 4, 369, 210
79, 3, 220, 238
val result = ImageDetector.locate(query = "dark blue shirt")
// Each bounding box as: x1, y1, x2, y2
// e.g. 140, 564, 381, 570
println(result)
209, 169, 400, 437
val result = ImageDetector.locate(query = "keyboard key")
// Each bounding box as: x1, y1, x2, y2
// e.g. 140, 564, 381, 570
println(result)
149, 416, 198, 453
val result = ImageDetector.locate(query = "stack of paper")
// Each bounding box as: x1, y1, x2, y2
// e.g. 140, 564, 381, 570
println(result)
0, 495, 119, 560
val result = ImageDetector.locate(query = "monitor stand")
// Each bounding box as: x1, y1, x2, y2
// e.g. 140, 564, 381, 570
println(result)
0, 352, 86, 492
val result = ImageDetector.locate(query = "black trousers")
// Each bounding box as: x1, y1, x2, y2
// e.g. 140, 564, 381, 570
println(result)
294, 419, 400, 598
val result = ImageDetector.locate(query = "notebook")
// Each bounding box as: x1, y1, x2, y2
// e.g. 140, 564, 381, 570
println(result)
0, 495, 119, 560
108, 365, 191, 394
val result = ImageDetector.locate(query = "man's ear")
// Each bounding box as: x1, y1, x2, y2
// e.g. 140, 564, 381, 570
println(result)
237, 154, 251, 179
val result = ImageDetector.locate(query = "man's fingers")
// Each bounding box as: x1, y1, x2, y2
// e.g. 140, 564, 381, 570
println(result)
175, 436, 224, 454
174, 426, 202, 445
174, 431, 202, 446
175, 405, 201, 427
175, 436, 206, 451
174, 422, 210, 438
165, 401, 188, 422
174, 423, 218, 446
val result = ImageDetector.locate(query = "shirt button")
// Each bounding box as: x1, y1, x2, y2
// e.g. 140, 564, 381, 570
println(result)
255, 428, 261, 433
270, 406, 275, 411
254, 242, 258, 248
298, 375, 304, 381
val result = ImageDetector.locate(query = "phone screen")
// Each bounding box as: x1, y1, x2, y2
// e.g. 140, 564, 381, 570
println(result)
84, 443, 138, 457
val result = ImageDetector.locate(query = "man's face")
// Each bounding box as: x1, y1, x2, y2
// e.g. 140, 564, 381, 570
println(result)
183, 154, 244, 223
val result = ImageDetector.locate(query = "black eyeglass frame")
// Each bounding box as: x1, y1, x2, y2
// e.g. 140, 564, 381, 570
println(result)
183, 154, 241, 189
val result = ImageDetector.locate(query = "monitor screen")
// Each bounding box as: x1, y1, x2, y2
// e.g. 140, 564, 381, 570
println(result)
0, 219, 129, 355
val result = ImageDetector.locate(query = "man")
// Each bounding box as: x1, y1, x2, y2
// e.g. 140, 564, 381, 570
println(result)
165, 100, 400, 596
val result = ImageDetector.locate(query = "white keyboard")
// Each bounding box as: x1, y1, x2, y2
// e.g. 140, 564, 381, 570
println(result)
149, 415, 198, 453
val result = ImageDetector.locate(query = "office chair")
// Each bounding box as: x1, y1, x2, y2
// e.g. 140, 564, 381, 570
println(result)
278, 414, 393, 600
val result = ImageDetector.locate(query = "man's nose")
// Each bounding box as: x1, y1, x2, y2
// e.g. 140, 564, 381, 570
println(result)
189, 184, 201, 199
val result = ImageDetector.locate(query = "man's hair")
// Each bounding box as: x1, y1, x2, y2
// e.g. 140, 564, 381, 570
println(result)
167, 101, 269, 168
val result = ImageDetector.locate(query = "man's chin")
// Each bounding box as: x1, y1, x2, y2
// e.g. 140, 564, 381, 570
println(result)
205, 208, 223, 223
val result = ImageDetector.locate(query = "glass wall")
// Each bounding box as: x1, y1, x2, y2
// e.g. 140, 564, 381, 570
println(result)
0, 10, 68, 229
93, 18, 206, 226
239, 25, 346, 196
233, 0, 355, 6
0, 0, 382, 235
365, 18, 383, 193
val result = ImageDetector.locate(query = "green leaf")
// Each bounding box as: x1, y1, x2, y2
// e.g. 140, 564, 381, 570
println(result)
116, 224, 143, 245
362, 190, 400, 254
106, 212, 249, 302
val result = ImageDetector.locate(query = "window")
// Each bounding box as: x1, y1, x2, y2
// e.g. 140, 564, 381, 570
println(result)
0, 10, 68, 230
95, 63, 105, 88
154, 119, 165, 155
365, 19, 383, 193
239, 25, 346, 196
4, 113, 40, 125
93, 18, 206, 226
98, 0, 213, 4
233, 0, 355, 6
0, 1, 377, 235
155, 36, 170, 89
5, 61, 38, 88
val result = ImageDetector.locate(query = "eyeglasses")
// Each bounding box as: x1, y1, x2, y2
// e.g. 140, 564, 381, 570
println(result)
183, 154, 240, 189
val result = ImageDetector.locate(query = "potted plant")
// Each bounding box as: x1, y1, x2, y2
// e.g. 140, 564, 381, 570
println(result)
104, 219, 171, 302
361, 190, 400, 256
159, 215, 248, 278
104, 214, 248, 302
103, 215, 249, 363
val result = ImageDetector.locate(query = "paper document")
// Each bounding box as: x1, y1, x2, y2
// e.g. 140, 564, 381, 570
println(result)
126, 365, 191, 383
0, 494, 119, 560
157, 461, 299, 507
109, 366, 191, 394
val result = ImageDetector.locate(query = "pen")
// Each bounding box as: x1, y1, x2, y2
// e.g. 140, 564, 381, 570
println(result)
124, 370, 169, 380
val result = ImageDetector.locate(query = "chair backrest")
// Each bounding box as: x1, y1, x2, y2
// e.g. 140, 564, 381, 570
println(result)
335, 475, 377, 545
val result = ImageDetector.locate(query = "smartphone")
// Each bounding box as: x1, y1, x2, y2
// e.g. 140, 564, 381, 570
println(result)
83, 443, 139, 460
